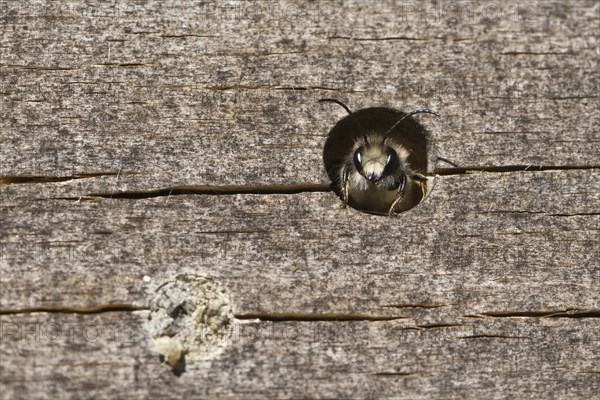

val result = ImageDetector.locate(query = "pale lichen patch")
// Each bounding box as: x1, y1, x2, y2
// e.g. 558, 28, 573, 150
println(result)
145, 275, 234, 373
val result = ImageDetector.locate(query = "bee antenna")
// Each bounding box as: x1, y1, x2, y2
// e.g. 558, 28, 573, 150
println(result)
382, 109, 440, 143
318, 98, 369, 143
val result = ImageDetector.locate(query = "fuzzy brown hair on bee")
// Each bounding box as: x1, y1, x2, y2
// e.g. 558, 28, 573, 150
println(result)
320, 98, 439, 215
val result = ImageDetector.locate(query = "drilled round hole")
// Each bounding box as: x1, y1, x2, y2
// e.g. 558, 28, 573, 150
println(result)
145, 275, 234, 374
322, 105, 436, 215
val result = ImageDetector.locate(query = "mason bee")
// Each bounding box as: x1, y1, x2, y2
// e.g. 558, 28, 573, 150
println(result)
320, 98, 439, 215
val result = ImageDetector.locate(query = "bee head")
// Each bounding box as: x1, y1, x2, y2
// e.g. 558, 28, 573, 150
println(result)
318, 98, 439, 192
353, 143, 398, 182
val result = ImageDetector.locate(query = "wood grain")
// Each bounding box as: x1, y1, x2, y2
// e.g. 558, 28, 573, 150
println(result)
1, 0, 598, 399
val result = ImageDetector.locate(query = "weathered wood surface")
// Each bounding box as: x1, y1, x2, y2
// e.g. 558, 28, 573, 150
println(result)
1, 1, 599, 399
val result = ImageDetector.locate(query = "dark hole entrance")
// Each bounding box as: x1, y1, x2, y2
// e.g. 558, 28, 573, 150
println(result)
322, 107, 435, 215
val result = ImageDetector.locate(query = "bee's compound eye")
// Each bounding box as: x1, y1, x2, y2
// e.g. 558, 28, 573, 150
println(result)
353, 148, 363, 172
385, 148, 397, 167
354, 149, 362, 164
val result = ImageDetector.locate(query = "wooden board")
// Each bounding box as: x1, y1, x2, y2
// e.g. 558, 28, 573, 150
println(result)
1, 1, 599, 399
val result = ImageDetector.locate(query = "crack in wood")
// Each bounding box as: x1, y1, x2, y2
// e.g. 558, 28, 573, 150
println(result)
467, 309, 600, 318
202, 50, 313, 57
3, 305, 599, 321
5, 163, 595, 190
0, 304, 149, 315
328, 35, 430, 41
5, 165, 598, 202
234, 312, 406, 322
160, 34, 221, 38
549, 212, 600, 217
501, 51, 577, 56
0, 173, 121, 185
380, 303, 453, 309
202, 84, 359, 92
433, 164, 600, 176
372, 371, 416, 377
73, 183, 332, 200
458, 334, 530, 340
91, 63, 153, 68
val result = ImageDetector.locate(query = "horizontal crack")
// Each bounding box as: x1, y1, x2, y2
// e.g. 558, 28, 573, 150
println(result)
67, 183, 332, 200
458, 334, 529, 339
234, 312, 405, 322
329, 35, 429, 41
501, 51, 576, 56
197, 84, 360, 92
9, 164, 598, 198
381, 303, 452, 309
372, 372, 415, 377
92, 63, 153, 68
468, 309, 600, 318
161, 34, 220, 38
0, 173, 120, 185
0, 304, 149, 315
434, 164, 600, 176
549, 212, 600, 217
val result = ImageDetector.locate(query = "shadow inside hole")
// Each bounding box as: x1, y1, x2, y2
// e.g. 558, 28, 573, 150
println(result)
159, 353, 186, 377
322, 107, 434, 215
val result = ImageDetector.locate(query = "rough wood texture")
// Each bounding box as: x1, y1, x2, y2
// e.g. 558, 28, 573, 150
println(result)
1, 1, 599, 399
